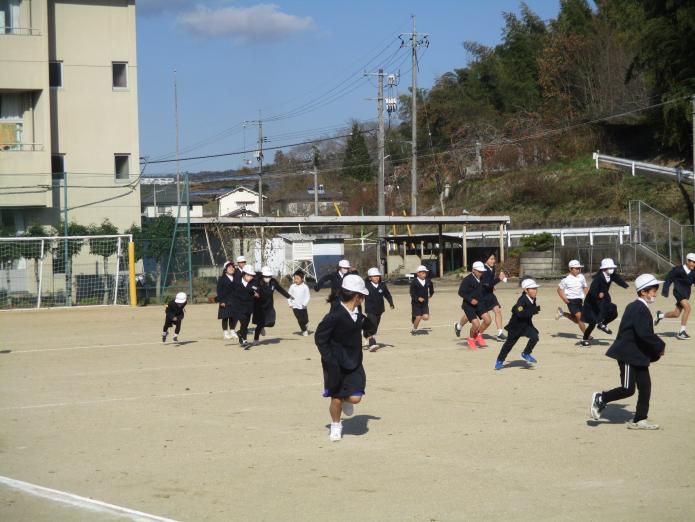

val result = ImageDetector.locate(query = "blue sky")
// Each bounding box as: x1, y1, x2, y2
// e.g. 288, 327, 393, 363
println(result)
137, 1, 562, 174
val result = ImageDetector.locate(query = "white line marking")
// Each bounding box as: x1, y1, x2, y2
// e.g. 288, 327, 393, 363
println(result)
0, 475, 180, 522
11, 341, 162, 354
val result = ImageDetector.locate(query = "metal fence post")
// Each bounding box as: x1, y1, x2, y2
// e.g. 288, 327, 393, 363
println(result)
114, 236, 122, 305
37, 239, 44, 309
668, 220, 672, 264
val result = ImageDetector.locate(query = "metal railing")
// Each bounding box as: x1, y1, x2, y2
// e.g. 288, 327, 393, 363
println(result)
0, 143, 44, 152
593, 152, 694, 185
628, 200, 694, 267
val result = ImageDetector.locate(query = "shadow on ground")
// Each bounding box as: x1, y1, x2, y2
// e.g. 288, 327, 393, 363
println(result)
586, 404, 634, 427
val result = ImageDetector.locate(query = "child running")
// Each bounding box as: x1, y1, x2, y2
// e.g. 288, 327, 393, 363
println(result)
477, 253, 508, 341
556, 260, 590, 344
251, 266, 292, 345
216, 261, 237, 340
288, 270, 311, 336
589, 274, 666, 430
315, 259, 352, 310
655, 252, 695, 340
314, 274, 374, 442
454, 261, 491, 349
581, 258, 629, 346
230, 264, 260, 349
363, 267, 395, 351
162, 292, 187, 343
410, 265, 434, 335
494, 279, 541, 370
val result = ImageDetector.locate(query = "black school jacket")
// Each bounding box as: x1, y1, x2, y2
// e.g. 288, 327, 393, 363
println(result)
230, 278, 259, 316
315, 270, 344, 294
582, 271, 628, 323
364, 279, 394, 315
253, 278, 291, 325
504, 293, 540, 337
605, 300, 665, 367
315, 305, 373, 370
410, 277, 434, 304
662, 265, 694, 301
165, 301, 186, 320
216, 275, 235, 305
458, 273, 483, 307
481, 266, 501, 296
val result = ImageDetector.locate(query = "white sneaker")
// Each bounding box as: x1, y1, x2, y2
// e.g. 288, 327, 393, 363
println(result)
230, 330, 238, 338
329, 422, 342, 441
627, 419, 660, 430
341, 400, 354, 417
302, 330, 309, 337
223, 331, 231, 340
556, 307, 564, 321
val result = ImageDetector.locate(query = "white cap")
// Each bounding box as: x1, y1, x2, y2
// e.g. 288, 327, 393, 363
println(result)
342, 274, 369, 295
416, 265, 429, 272
600, 258, 617, 270
367, 267, 381, 277
261, 266, 273, 277
472, 261, 486, 272
568, 259, 583, 268
635, 273, 663, 292
223, 261, 234, 270
521, 279, 540, 289
236, 255, 246, 263
338, 259, 351, 269
242, 265, 256, 276
687, 253, 695, 262
175, 292, 187, 303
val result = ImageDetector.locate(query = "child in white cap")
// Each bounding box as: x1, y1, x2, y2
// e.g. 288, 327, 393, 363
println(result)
494, 279, 541, 370
233, 256, 247, 283
251, 266, 292, 344
454, 261, 492, 349
230, 264, 260, 349
314, 274, 375, 441
162, 292, 187, 343
363, 267, 395, 351
556, 260, 590, 343
590, 274, 666, 429
409, 265, 434, 335
477, 252, 508, 342
580, 258, 629, 345
315, 259, 352, 309
655, 252, 695, 340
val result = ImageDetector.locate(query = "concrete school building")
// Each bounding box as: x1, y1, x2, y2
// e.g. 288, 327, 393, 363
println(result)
0, 0, 141, 234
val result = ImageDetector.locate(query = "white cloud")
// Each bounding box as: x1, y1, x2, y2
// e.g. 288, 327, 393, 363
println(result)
175, 3, 314, 43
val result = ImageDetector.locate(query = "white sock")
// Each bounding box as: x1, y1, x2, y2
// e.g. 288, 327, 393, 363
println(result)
657, 312, 664, 319
680, 326, 687, 333
498, 329, 504, 336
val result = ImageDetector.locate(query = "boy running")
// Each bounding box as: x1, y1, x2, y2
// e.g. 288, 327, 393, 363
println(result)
590, 274, 666, 429
288, 270, 311, 336
581, 258, 629, 345
162, 292, 187, 343
556, 260, 590, 343
363, 267, 395, 351
454, 261, 491, 349
494, 279, 541, 370
655, 253, 695, 340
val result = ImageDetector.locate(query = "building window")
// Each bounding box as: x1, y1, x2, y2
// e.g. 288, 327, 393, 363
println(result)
49, 61, 63, 88
114, 154, 130, 180
0, 92, 23, 150
112, 62, 128, 89
0, 0, 20, 35
52, 154, 65, 181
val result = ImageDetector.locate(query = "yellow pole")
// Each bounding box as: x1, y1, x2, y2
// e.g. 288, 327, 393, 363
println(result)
128, 241, 137, 307
333, 201, 342, 216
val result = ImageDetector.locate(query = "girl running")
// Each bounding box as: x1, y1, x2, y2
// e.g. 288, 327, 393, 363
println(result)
230, 264, 260, 349
162, 292, 187, 343
409, 265, 434, 335
363, 267, 395, 351
655, 253, 695, 340
216, 261, 237, 340
314, 274, 374, 442
581, 258, 629, 346
477, 253, 508, 341
251, 266, 292, 345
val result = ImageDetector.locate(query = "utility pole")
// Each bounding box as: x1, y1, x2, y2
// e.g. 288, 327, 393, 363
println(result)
63, 172, 69, 306
400, 16, 428, 216
185, 171, 193, 301
173, 69, 181, 209
377, 68, 385, 266
692, 95, 694, 231
257, 110, 264, 216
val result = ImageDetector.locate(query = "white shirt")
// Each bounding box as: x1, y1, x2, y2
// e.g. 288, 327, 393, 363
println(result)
288, 283, 310, 309
341, 302, 358, 322
559, 273, 587, 300
638, 297, 650, 308
417, 277, 427, 286
683, 265, 692, 275
603, 272, 612, 283
371, 282, 379, 289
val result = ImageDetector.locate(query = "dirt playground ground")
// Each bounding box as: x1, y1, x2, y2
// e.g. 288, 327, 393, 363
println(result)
0, 281, 694, 521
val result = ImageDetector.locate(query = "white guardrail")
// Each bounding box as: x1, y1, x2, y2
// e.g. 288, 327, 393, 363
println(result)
593, 152, 694, 185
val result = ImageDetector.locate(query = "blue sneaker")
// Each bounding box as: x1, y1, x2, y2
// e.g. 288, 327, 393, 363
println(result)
494, 360, 504, 370
521, 353, 537, 364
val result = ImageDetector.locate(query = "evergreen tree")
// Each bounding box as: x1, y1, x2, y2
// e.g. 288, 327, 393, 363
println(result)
342, 123, 373, 182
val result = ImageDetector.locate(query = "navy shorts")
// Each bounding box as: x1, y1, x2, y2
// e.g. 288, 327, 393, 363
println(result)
567, 298, 583, 316
462, 303, 482, 322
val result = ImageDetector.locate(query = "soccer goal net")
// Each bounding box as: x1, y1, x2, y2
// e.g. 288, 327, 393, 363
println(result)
0, 235, 133, 309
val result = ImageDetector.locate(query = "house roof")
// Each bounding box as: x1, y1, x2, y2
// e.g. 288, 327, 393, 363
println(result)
277, 233, 352, 242
216, 186, 267, 200
140, 185, 209, 205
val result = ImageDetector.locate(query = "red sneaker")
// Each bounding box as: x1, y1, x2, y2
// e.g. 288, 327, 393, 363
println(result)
475, 333, 487, 348
466, 337, 477, 350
